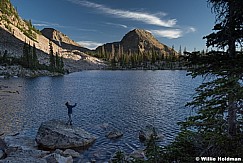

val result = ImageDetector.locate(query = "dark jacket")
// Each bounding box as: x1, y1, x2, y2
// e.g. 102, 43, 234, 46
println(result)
65, 102, 77, 114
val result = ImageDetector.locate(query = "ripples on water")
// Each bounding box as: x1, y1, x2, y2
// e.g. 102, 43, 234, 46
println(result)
0, 70, 202, 161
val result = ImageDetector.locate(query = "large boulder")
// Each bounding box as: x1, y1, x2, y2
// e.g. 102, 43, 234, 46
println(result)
36, 120, 96, 150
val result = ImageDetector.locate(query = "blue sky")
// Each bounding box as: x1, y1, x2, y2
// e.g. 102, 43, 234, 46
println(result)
11, 0, 215, 51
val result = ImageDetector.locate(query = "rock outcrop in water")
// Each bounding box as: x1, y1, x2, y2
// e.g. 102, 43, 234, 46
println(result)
105, 129, 123, 139
35, 119, 96, 150
138, 125, 163, 142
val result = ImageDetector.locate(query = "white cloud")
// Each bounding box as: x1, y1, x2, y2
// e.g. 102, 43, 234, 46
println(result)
32, 20, 66, 28
150, 26, 197, 39
33, 20, 97, 32
67, 0, 177, 27
77, 41, 103, 50
106, 22, 128, 28
151, 29, 183, 39
187, 27, 197, 33
33, 23, 50, 27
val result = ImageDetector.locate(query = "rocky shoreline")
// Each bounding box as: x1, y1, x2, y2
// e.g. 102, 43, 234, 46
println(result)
0, 120, 98, 163
0, 120, 161, 162
0, 133, 80, 163
0, 65, 64, 78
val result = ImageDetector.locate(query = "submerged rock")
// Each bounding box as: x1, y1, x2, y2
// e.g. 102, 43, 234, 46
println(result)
4, 134, 37, 150
100, 123, 123, 139
129, 149, 147, 161
44, 153, 73, 163
36, 119, 96, 150
0, 150, 5, 159
0, 138, 7, 159
138, 125, 163, 142
105, 130, 123, 139
63, 149, 80, 158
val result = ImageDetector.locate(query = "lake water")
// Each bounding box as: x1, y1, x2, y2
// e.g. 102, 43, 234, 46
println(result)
0, 70, 202, 161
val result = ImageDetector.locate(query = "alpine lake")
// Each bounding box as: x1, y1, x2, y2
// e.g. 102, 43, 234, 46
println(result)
0, 70, 203, 161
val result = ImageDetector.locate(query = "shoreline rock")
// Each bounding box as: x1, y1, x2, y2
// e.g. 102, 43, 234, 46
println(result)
0, 128, 89, 162
36, 119, 96, 150
0, 65, 64, 78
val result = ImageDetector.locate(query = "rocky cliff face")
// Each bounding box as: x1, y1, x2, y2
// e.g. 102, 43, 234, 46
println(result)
0, 0, 78, 59
96, 29, 177, 56
121, 29, 175, 55
41, 28, 90, 52
0, 0, 106, 74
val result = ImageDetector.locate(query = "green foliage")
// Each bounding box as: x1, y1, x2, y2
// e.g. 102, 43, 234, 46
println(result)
0, 50, 22, 66
49, 41, 55, 71
22, 19, 38, 41
111, 149, 127, 163
159, 0, 243, 161
18, 41, 64, 74
160, 130, 200, 162
48, 41, 65, 73
32, 43, 38, 69
184, 0, 243, 137
161, 130, 243, 162
0, 50, 8, 64
21, 41, 40, 69
94, 44, 182, 69
0, 0, 15, 16
0, 0, 40, 41
144, 131, 163, 163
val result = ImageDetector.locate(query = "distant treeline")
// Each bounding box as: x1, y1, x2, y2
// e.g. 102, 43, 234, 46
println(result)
90, 44, 187, 70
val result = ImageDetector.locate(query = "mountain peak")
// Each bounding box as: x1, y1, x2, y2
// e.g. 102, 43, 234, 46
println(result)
120, 29, 173, 54
96, 28, 177, 57
122, 28, 156, 44
132, 28, 151, 35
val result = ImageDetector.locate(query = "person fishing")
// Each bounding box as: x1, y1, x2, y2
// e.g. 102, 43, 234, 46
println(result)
65, 102, 77, 125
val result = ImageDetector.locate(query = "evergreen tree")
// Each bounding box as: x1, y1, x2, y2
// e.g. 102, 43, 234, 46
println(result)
151, 48, 156, 65
28, 42, 33, 68
179, 0, 243, 158
183, 46, 187, 53
49, 41, 55, 71
60, 56, 64, 72
22, 41, 29, 67
3, 50, 8, 61
55, 52, 60, 69
161, 0, 243, 162
32, 43, 38, 69
102, 45, 105, 58
1, 50, 8, 64
185, 0, 243, 136
179, 45, 182, 56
